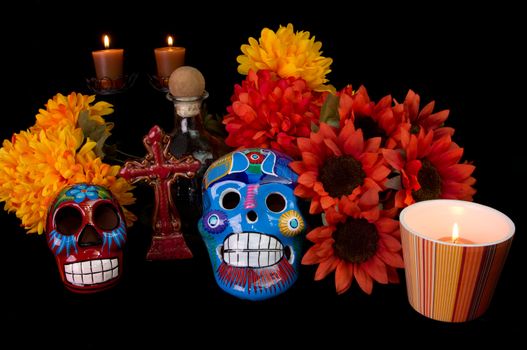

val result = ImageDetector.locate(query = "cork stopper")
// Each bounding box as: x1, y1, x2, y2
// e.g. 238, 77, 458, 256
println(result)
168, 66, 205, 97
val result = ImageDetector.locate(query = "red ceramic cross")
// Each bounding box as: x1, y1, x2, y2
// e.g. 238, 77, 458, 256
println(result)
120, 125, 200, 260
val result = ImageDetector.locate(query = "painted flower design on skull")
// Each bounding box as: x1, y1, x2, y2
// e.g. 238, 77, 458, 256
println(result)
66, 184, 101, 203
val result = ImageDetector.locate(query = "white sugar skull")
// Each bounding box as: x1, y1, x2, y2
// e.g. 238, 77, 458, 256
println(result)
199, 148, 306, 300
46, 184, 127, 293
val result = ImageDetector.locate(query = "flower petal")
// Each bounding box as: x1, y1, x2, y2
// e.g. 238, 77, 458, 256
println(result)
301, 152, 322, 168
289, 161, 307, 174
343, 130, 364, 157
377, 247, 405, 268
309, 198, 322, 214
441, 163, 475, 181
314, 255, 339, 281
325, 207, 345, 225
301, 246, 323, 265
382, 149, 405, 170
375, 217, 399, 234
335, 261, 354, 294
380, 234, 402, 251
294, 184, 315, 198
355, 264, 373, 294
358, 188, 379, 207
362, 256, 388, 284
74, 193, 86, 203
306, 226, 334, 242
364, 137, 381, 153
323, 138, 342, 156
320, 195, 336, 210
298, 171, 317, 188
387, 267, 400, 284
319, 123, 338, 140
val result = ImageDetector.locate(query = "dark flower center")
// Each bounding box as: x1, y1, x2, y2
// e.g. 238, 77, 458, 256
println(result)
412, 159, 442, 202
355, 116, 387, 141
319, 155, 366, 198
333, 217, 379, 263
410, 124, 420, 135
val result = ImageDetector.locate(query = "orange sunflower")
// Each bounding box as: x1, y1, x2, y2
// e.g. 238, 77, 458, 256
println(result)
399, 89, 453, 139
383, 127, 476, 208
290, 122, 390, 214
302, 192, 404, 294
338, 86, 404, 149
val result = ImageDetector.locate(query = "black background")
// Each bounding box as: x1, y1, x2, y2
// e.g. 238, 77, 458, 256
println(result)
2, 1, 524, 345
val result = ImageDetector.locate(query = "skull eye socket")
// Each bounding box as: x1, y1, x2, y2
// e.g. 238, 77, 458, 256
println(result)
55, 206, 83, 236
94, 203, 119, 231
266, 193, 287, 213
220, 189, 241, 210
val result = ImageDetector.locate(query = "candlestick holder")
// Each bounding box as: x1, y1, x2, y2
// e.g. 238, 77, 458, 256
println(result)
147, 73, 169, 93
86, 73, 138, 95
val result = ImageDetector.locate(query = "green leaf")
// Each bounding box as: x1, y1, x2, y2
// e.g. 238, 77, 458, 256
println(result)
54, 195, 75, 211
78, 110, 113, 158
319, 93, 340, 128
385, 174, 402, 190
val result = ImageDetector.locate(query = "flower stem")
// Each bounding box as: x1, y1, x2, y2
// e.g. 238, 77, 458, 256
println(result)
115, 149, 141, 160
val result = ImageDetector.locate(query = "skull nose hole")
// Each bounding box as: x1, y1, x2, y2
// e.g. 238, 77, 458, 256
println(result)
246, 210, 258, 222
79, 225, 102, 247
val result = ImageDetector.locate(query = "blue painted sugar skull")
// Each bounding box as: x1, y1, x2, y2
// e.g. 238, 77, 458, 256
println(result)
199, 148, 306, 300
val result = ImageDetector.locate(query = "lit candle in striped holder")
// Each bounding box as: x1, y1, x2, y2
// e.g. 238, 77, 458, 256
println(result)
400, 200, 514, 323
438, 223, 474, 244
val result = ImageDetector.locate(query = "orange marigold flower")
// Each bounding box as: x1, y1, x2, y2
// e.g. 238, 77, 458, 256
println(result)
223, 70, 323, 158
290, 122, 390, 214
302, 193, 404, 294
0, 123, 136, 234
34, 92, 113, 132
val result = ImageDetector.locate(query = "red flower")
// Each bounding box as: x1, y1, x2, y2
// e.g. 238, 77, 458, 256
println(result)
302, 193, 404, 295
223, 69, 322, 158
338, 85, 404, 149
290, 122, 390, 214
383, 128, 476, 208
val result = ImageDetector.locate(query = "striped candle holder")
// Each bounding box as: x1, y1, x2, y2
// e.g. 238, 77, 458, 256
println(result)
400, 200, 514, 323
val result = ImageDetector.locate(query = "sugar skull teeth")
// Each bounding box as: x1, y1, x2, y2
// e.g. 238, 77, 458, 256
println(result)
222, 233, 284, 268
64, 258, 119, 286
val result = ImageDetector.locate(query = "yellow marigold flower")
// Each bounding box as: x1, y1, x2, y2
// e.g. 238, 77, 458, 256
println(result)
237, 23, 333, 91
34, 92, 113, 132
0, 124, 136, 234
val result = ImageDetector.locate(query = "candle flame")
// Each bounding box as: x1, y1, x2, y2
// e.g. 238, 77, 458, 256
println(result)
452, 223, 459, 242
167, 35, 174, 47
103, 35, 110, 49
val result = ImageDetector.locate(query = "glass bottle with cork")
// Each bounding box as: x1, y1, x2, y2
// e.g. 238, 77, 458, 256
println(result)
166, 66, 214, 239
